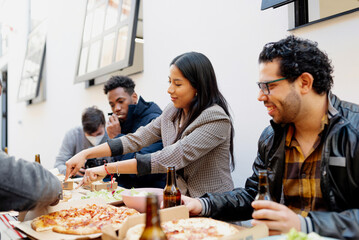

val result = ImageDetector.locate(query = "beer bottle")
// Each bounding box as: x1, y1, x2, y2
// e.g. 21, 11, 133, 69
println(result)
255, 169, 271, 201
139, 195, 167, 240
163, 166, 181, 208
35, 154, 41, 164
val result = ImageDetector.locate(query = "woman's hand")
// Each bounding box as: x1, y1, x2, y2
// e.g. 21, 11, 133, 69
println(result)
251, 200, 300, 236
77, 165, 107, 188
65, 151, 88, 180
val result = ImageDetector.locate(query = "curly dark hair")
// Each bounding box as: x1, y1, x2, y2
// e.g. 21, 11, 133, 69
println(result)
82, 106, 105, 134
258, 35, 334, 94
103, 75, 135, 95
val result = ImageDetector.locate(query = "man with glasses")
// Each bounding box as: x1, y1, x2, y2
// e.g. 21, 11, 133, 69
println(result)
182, 35, 359, 239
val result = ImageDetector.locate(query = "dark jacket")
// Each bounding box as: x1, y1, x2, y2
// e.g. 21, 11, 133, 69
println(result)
113, 96, 166, 188
203, 93, 359, 239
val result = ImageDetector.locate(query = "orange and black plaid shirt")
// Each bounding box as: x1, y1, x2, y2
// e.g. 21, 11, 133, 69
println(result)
283, 115, 329, 217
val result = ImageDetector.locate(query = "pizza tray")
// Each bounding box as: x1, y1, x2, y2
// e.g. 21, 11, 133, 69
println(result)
13, 221, 102, 240
14, 198, 108, 240
102, 205, 269, 240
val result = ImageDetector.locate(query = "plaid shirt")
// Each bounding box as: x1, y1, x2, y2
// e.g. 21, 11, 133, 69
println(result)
283, 115, 329, 217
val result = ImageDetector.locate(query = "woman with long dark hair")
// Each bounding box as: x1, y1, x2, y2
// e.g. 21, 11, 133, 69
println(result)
65, 52, 235, 197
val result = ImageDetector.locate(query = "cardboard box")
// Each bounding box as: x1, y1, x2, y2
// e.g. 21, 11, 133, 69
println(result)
101, 205, 269, 240
83, 181, 118, 192
62, 180, 74, 190
14, 198, 108, 240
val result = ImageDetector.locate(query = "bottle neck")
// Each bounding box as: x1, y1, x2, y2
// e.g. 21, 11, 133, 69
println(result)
166, 168, 177, 187
35, 154, 41, 164
257, 171, 271, 200
145, 196, 161, 228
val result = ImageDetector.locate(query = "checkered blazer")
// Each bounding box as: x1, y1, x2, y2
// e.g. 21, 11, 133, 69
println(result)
118, 103, 234, 197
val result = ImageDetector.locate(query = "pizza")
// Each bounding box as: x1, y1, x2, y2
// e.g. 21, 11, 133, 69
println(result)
125, 217, 240, 240
31, 204, 139, 235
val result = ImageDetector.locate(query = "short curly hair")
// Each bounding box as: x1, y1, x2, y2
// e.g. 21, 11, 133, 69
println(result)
103, 75, 135, 95
258, 35, 333, 94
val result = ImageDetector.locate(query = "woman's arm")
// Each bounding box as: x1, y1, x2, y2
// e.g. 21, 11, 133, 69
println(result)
78, 159, 138, 186
65, 142, 112, 180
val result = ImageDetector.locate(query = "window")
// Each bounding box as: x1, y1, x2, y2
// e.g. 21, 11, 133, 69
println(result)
17, 22, 47, 102
17, 0, 48, 102
0, 24, 10, 57
75, 0, 141, 83
261, 0, 294, 10
261, 0, 359, 28
1, 71, 7, 151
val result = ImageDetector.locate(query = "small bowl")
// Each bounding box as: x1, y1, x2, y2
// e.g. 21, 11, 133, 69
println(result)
121, 188, 164, 213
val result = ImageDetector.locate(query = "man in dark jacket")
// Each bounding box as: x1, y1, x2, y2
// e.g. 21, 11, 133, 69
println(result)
104, 76, 165, 188
183, 36, 359, 239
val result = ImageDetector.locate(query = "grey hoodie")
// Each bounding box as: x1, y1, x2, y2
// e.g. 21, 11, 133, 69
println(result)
0, 151, 62, 211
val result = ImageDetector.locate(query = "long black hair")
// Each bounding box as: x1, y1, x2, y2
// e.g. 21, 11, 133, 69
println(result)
170, 52, 235, 171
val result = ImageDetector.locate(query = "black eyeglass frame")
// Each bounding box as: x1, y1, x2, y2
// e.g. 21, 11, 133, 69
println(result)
257, 77, 287, 95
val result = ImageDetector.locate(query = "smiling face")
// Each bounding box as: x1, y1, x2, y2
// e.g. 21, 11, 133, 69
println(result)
107, 87, 137, 121
257, 60, 301, 124
167, 65, 197, 116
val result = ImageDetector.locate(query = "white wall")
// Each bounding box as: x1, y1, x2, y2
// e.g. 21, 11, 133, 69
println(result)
3, 0, 359, 188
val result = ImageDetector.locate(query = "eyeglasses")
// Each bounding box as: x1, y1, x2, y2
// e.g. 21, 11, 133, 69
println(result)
257, 77, 287, 95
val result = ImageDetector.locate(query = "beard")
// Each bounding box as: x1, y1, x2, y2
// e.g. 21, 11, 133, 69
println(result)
273, 89, 301, 124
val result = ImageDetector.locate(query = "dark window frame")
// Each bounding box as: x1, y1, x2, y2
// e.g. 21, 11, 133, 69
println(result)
261, 0, 295, 11
261, 0, 359, 29
1, 71, 7, 151
17, 0, 47, 102
17, 22, 47, 102
74, 0, 140, 84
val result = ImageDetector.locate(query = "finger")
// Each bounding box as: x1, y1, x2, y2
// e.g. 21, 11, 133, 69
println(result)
69, 166, 81, 179
252, 200, 285, 211
65, 165, 72, 181
89, 172, 99, 181
76, 179, 84, 189
109, 115, 118, 123
252, 218, 284, 232
269, 230, 282, 236
252, 209, 280, 221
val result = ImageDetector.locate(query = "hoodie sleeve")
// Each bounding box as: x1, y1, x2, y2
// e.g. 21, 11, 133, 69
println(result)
0, 152, 63, 211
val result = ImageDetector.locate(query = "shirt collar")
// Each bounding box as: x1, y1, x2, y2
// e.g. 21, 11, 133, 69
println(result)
327, 92, 338, 119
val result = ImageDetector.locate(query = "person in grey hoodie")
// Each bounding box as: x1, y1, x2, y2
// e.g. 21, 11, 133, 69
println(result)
0, 151, 63, 211
0, 80, 62, 211
54, 106, 111, 176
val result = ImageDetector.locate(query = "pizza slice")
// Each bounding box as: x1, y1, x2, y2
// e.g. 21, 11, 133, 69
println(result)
31, 204, 139, 235
126, 217, 240, 240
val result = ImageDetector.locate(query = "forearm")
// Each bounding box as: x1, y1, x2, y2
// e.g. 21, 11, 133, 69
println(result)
108, 159, 138, 174
200, 187, 256, 221
91, 159, 138, 176
83, 142, 112, 159
308, 209, 359, 239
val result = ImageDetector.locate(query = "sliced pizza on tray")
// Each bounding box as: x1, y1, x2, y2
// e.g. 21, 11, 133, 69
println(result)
126, 217, 240, 240
31, 204, 139, 235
